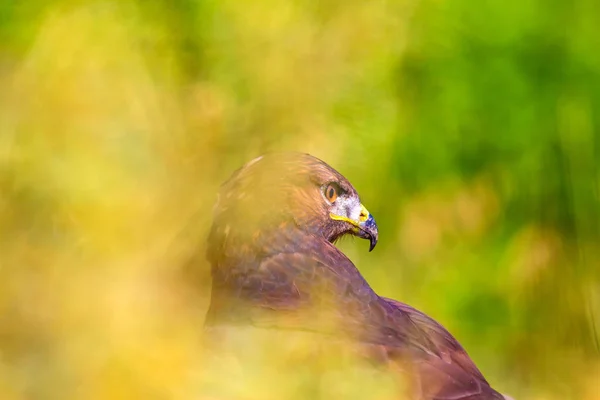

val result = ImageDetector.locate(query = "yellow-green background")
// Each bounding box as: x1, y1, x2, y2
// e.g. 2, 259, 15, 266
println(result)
1, 1, 598, 399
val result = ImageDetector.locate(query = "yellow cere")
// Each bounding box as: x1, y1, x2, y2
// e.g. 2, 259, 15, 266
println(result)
359, 204, 370, 223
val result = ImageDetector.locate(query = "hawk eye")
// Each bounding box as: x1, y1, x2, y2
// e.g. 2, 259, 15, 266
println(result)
324, 183, 339, 203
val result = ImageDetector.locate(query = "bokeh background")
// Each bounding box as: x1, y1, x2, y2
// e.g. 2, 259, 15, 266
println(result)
1, 1, 599, 399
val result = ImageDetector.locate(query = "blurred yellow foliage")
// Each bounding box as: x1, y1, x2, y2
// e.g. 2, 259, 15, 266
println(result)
0, 1, 598, 399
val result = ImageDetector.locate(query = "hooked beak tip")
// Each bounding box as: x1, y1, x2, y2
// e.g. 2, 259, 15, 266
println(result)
369, 238, 377, 252
359, 214, 378, 252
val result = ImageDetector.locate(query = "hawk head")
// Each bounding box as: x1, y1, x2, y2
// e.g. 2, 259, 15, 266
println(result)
208, 152, 378, 255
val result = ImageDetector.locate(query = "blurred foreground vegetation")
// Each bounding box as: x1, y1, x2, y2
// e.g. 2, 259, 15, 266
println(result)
0, 1, 598, 399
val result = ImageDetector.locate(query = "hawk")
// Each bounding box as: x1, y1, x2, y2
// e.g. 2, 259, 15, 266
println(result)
204, 152, 509, 400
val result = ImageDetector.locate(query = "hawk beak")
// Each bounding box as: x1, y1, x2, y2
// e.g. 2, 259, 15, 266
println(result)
330, 204, 379, 251
357, 206, 378, 252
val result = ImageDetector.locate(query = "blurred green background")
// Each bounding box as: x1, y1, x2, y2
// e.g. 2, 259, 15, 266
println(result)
0, 1, 598, 399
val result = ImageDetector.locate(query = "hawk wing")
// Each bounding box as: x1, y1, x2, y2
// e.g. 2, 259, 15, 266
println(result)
206, 242, 504, 400
382, 298, 488, 383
